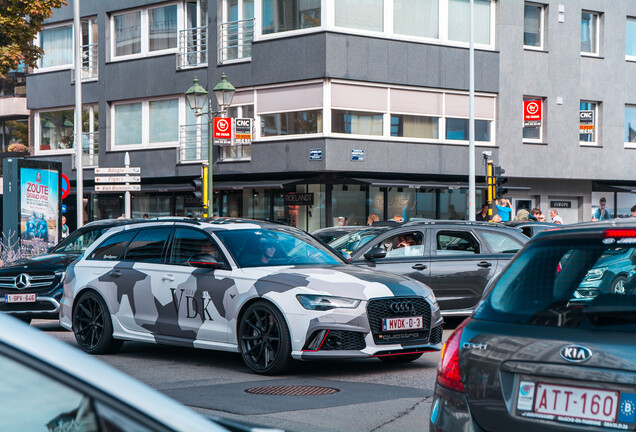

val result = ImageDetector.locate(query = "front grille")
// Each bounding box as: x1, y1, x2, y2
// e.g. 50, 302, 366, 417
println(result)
0, 273, 57, 291
367, 297, 431, 345
0, 301, 57, 312
429, 326, 443, 344
320, 331, 366, 351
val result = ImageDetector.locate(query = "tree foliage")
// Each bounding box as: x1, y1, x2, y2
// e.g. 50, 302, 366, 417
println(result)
0, 0, 67, 78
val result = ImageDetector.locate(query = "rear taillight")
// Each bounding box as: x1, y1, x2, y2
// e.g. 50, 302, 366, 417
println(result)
604, 229, 636, 239
436, 318, 469, 392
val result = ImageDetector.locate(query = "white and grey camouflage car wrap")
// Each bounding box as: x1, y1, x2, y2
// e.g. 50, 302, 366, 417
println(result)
60, 220, 442, 372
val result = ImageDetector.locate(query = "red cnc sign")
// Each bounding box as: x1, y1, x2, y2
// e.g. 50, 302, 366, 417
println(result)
214, 117, 232, 139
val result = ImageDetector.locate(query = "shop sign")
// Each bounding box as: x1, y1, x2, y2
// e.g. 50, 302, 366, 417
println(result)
550, 201, 571, 208
214, 117, 232, 139
579, 110, 594, 135
309, 149, 323, 161
284, 193, 314, 206
235, 118, 252, 144
351, 149, 365, 161
524, 100, 542, 127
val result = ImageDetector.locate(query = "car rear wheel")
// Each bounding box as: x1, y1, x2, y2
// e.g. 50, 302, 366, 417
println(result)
378, 353, 423, 363
611, 276, 627, 294
238, 301, 291, 375
72, 291, 122, 354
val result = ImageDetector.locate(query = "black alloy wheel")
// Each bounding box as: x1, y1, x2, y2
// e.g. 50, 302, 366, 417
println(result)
72, 291, 122, 354
379, 353, 423, 363
238, 301, 291, 375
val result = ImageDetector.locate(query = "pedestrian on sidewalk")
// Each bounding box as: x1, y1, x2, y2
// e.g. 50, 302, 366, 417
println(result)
550, 209, 563, 224
495, 198, 512, 222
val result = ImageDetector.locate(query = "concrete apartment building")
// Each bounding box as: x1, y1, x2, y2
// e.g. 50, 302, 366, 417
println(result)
24, 0, 636, 231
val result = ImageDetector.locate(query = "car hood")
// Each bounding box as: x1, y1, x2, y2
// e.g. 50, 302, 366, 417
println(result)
239, 264, 432, 299
1, 253, 80, 271
592, 252, 630, 268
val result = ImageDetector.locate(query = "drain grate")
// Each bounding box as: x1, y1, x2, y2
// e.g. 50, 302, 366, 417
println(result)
245, 385, 339, 396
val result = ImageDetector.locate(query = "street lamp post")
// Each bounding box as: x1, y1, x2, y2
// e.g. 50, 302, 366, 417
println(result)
185, 74, 235, 216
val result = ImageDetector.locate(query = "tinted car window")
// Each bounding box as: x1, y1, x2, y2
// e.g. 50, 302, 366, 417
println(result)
90, 231, 136, 260
476, 239, 636, 332
170, 228, 224, 265
52, 226, 108, 253
330, 228, 389, 254
436, 231, 480, 255
123, 228, 171, 263
372, 231, 425, 258
480, 231, 523, 253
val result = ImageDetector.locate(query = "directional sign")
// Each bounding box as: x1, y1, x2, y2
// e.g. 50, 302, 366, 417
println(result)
94, 167, 141, 174
95, 184, 141, 192
95, 176, 141, 183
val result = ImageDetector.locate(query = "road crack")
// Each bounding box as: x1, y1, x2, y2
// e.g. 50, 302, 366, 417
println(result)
369, 396, 432, 432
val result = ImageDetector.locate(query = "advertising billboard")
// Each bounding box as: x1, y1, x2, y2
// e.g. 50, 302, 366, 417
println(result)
20, 166, 59, 245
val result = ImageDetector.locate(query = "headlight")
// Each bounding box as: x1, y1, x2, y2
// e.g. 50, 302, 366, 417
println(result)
584, 267, 607, 281
425, 291, 437, 305
296, 295, 361, 311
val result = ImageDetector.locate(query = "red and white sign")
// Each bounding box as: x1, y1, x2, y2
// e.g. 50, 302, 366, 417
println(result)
524, 100, 542, 127
214, 117, 232, 139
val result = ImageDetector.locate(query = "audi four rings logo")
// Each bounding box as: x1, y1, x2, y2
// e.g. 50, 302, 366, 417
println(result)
390, 300, 414, 313
15, 274, 30, 290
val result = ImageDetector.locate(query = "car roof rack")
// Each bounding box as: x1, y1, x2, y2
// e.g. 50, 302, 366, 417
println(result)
403, 220, 509, 227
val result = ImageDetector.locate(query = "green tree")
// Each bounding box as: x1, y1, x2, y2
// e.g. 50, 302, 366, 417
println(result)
0, 0, 67, 78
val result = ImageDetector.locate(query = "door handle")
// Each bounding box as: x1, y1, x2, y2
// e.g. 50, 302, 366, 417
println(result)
109, 270, 121, 277
162, 274, 175, 282
477, 261, 492, 268
412, 264, 427, 270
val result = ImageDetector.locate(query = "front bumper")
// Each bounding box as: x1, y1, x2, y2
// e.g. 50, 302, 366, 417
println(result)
0, 295, 61, 319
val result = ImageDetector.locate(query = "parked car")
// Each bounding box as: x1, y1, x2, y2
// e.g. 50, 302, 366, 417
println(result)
344, 221, 528, 315
431, 220, 636, 432
0, 218, 148, 324
575, 245, 636, 298
502, 220, 561, 238
0, 312, 284, 432
311, 225, 372, 244
60, 218, 443, 375
328, 226, 393, 256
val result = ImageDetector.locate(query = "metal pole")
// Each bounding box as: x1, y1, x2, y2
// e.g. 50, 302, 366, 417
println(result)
468, 0, 476, 221
124, 152, 131, 218
207, 117, 213, 215
74, 0, 84, 227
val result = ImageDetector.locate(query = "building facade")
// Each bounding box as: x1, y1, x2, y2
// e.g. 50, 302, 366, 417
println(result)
24, 0, 636, 231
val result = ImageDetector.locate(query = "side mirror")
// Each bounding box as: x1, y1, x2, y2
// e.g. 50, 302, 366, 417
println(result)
188, 253, 223, 269
364, 247, 387, 261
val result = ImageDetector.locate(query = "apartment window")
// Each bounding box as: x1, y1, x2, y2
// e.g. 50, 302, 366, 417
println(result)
335, 0, 383, 32
39, 24, 73, 69
261, 110, 322, 136
391, 115, 439, 139
112, 4, 179, 59
581, 11, 599, 55
37, 105, 98, 153
113, 98, 180, 148
626, 18, 636, 58
332, 110, 383, 136
579, 101, 597, 144
625, 106, 636, 144
523, 97, 544, 142
221, 0, 254, 61
394, 0, 438, 38
149, 5, 178, 51
445, 118, 490, 141
524, 3, 544, 48
448, 0, 491, 45
114, 11, 141, 56
262, 0, 321, 34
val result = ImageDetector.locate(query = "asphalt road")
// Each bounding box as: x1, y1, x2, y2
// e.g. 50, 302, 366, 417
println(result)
35, 318, 463, 432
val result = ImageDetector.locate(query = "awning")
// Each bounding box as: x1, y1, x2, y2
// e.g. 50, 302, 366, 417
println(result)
213, 179, 303, 190
351, 178, 531, 191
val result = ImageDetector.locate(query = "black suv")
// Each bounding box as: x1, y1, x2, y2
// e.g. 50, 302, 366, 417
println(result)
337, 221, 528, 315
0, 219, 144, 323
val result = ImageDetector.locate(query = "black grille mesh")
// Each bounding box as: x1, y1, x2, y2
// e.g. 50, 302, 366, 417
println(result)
429, 326, 443, 344
367, 298, 431, 345
0, 301, 56, 312
320, 331, 366, 351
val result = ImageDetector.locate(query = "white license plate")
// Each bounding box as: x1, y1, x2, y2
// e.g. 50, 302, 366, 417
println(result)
5, 293, 36, 303
533, 383, 619, 423
382, 316, 423, 332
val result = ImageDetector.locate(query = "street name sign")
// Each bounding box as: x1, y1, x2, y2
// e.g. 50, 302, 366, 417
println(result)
95, 184, 141, 192
95, 176, 141, 183
94, 167, 141, 174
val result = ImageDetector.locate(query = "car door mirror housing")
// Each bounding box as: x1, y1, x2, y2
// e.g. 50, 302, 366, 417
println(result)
188, 253, 223, 269
364, 247, 387, 261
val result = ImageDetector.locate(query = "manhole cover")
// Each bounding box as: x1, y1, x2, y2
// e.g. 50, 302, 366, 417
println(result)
245, 385, 340, 396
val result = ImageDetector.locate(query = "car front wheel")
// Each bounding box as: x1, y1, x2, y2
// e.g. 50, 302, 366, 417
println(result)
611, 276, 627, 294
238, 301, 291, 375
72, 291, 122, 354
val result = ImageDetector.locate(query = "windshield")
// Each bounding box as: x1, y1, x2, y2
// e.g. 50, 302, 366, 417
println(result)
214, 228, 345, 268
475, 238, 636, 331
51, 226, 110, 253
330, 228, 388, 254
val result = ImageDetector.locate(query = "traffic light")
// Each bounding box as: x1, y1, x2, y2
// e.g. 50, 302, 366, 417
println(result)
191, 177, 204, 203
494, 165, 508, 199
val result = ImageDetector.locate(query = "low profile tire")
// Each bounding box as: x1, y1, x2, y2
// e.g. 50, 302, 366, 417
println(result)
238, 301, 291, 375
72, 291, 122, 354
611, 276, 627, 294
379, 353, 423, 363
16, 316, 32, 325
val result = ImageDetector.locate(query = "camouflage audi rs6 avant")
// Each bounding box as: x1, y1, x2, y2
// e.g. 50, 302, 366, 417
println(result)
60, 218, 442, 374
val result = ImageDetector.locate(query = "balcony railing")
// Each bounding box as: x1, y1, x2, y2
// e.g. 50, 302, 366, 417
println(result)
219, 143, 251, 161
218, 18, 254, 63
177, 26, 208, 69
72, 132, 99, 168
81, 43, 98, 80
179, 123, 209, 162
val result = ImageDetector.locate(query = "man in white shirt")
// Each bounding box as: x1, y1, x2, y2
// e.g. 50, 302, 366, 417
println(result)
550, 209, 564, 224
